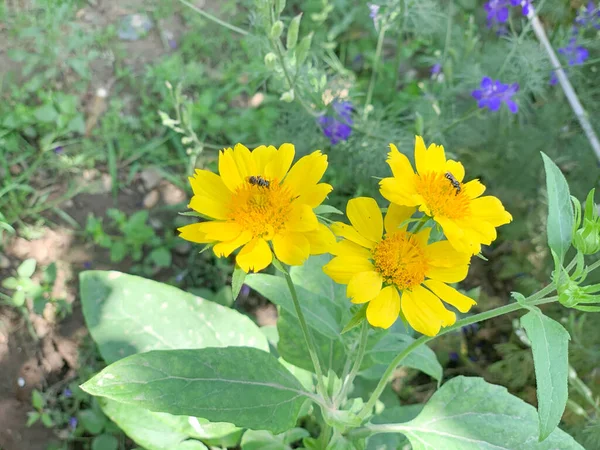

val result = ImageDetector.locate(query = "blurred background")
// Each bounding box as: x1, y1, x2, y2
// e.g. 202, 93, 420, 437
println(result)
0, 0, 599, 448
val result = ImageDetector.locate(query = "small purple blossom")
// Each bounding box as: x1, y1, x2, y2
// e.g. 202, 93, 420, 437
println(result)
368, 3, 380, 20
431, 63, 442, 75
449, 352, 459, 362
317, 101, 353, 145
558, 37, 589, 66
53, 146, 64, 154
63, 388, 72, 398
83, 261, 92, 269
472, 77, 519, 114
68, 417, 78, 430
484, 0, 530, 30
575, 1, 600, 30
238, 284, 251, 299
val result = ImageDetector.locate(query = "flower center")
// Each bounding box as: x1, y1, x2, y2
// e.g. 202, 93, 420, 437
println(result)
227, 176, 294, 239
415, 171, 470, 219
372, 230, 428, 290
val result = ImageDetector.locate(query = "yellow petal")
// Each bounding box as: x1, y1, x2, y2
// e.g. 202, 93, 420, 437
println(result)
298, 183, 333, 208
236, 237, 273, 272
232, 143, 257, 179
189, 169, 232, 200
287, 204, 319, 232
306, 223, 336, 255
283, 150, 328, 197
444, 160, 465, 182
195, 221, 242, 241
252, 145, 277, 173
425, 240, 471, 268
464, 219, 497, 244
272, 232, 310, 266
471, 196, 513, 226
178, 223, 214, 244
424, 280, 476, 313
265, 143, 295, 182
434, 216, 473, 254
347, 271, 383, 304
384, 204, 415, 233
387, 143, 415, 179
331, 222, 376, 249
427, 263, 469, 283
380, 178, 419, 206
322, 256, 374, 284
189, 195, 230, 220
331, 239, 373, 259
462, 179, 486, 199
366, 286, 400, 329
219, 148, 244, 191
213, 231, 252, 257
401, 286, 456, 336
415, 135, 446, 175
347, 197, 383, 243
413, 227, 431, 248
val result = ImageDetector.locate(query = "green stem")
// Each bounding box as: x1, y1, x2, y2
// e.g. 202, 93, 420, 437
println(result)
335, 320, 370, 406
178, 0, 250, 36
284, 272, 330, 404
357, 288, 558, 420
318, 423, 333, 448
363, 27, 386, 119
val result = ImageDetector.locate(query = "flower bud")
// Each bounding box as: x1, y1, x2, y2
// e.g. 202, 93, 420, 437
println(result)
270, 20, 284, 39
264, 52, 278, 70
286, 13, 302, 50
573, 220, 600, 255
558, 279, 587, 308
280, 89, 295, 102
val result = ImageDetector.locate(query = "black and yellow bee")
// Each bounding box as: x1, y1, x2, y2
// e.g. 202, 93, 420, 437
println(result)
248, 175, 270, 188
444, 172, 461, 195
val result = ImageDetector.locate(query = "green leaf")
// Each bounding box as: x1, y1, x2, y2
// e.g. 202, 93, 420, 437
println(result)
2, 277, 19, 290
521, 310, 570, 441
241, 429, 309, 450
314, 205, 343, 216
91, 434, 119, 450
541, 153, 574, 262
387, 376, 583, 449
232, 265, 247, 299
341, 305, 367, 334
367, 405, 422, 450
246, 273, 341, 338
286, 13, 302, 50
26, 411, 40, 427
17, 258, 37, 278
78, 409, 107, 434
40, 412, 53, 428
12, 290, 25, 307
79, 271, 268, 364
34, 103, 58, 123
100, 399, 218, 450
149, 247, 172, 267
81, 347, 312, 433
31, 389, 44, 410
362, 332, 443, 382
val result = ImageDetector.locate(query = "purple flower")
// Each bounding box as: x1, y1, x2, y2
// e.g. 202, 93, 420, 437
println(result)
68, 417, 77, 430
484, 0, 530, 29
449, 352, 459, 362
317, 101, 353, 145
83, 261, 92, 269
575, 1, 600, 30
431, 63, 442, 75
510, 0, 531, 16
53, 146, 64, 154
368, 3, 380, 20
558, 37, 589, 66
472, 77, 519, 114
63, 388, 72, 398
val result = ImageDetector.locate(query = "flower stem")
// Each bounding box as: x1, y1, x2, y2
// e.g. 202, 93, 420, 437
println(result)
178, 0, 250, 36
335, 320, 370, 406
284, 272, 330, 403
357, 286, 558, 420
363, 27, 386, 119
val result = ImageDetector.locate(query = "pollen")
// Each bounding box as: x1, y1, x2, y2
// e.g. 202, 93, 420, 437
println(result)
227, 176, 294, 239
372, 230, 428, 290
415, 171, 470, 219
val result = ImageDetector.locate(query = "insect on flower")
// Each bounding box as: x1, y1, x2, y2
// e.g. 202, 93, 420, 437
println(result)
445, 172, 461, 195
248, 175, 270, 188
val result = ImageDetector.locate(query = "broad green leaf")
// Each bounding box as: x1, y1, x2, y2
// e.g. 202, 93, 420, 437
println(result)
100, 398, 224, 450
241, 428, 309, 450
82, 347, 312, 433
80, 271, 268, 364
31, 390, 44, 410
385, 376, 583, 449
362, 332, 443, 382
314, 205, 344, 216
246, 273, 341, 338
2, 277, 19, 289
17, 258, 36, 278
367, 405, 422, 450
541, 153, 574, 262
289, 255, 347, 312
521, 310, 570, 441
78, 409, 107, 434
91, 434, 119, 450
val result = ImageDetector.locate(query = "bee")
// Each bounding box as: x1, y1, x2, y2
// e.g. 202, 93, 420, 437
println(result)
444, 172, 461, 195
248, 175, 270, 188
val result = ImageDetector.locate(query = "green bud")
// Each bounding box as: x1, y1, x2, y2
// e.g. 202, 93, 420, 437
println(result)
275, 0, 286, 14
280, 89, 295, 102
295, 32, 313, 67
286, 13, 302, 50
558, 279, 589, 308
573, 189, 600, 255
270, 20, 284, 39
264, 52, 278, 70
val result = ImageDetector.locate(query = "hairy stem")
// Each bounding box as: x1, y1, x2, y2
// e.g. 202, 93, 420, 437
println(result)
335, 320, 370, 406
178, 0, 249, 36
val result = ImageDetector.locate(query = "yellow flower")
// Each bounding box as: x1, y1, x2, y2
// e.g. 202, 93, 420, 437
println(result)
323, 197, 476, 336
380, 136, 512, 255
179, 143, 336, 272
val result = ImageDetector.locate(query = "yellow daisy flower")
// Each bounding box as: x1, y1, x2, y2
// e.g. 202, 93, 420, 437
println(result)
323, 197, 476, 336
178, 143, 336, 273
379, 136, 513, 255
